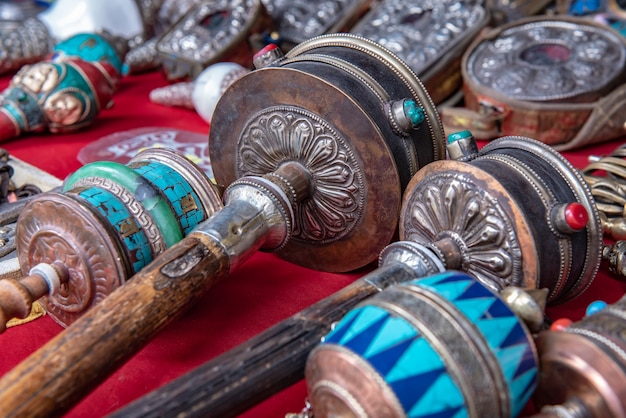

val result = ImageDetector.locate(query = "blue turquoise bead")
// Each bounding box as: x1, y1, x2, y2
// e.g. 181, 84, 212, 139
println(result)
585, 300, 607, 317
54, 33, 123, 74
447, 130, 473, 144
403, 100, 425, 128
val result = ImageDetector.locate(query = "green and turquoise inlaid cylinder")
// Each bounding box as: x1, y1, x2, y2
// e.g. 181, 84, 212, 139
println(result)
16, 147, 222, 327
305, 271, 538, 418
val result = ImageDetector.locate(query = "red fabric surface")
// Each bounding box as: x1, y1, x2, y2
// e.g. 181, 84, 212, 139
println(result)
0, 70, 625, 417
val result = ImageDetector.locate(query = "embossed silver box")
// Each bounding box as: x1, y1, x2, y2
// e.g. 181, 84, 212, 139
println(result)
350, 0, 489, 104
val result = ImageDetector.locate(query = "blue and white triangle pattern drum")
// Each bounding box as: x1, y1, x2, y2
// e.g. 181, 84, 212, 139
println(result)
305, 271, 538, 418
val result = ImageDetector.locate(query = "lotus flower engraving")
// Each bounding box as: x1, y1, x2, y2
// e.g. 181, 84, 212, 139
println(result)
237, 106, 364, 243
403, 173, 523, 288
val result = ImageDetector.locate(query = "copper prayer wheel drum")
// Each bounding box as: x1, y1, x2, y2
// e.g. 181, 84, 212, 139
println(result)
534, 297, 626, 417
209, 33, 445, 272
305, 271, 538, 418
14, 148, 222, 326
400, 134, 601, 305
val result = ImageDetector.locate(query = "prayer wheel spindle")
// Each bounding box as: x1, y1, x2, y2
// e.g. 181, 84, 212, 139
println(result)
0, 33, 444, 418
0, 147, 222, 331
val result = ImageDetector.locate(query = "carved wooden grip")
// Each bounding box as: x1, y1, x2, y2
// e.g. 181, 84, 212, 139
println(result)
0, 274, 50, 333
0, 233, 230, 418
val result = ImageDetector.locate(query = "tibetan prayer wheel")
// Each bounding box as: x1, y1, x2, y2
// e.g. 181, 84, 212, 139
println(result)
105, 134, 601, 418
401, 132, 602, 305
210, 33, 444, 271
0, 33, 444, 417
533, 297, 626, 417
305, 271, 539, 418
296, 133, 603, 417
0, 147, 222, 330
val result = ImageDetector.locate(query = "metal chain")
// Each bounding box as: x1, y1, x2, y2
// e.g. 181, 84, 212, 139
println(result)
582, 142, 626, 279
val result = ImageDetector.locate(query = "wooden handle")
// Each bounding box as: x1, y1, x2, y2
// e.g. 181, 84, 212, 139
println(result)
0, 274, 50, 333
0, 232, 230, 418
108, 262, 418, 418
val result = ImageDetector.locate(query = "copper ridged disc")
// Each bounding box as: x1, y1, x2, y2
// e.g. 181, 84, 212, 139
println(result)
15, 192, 128, 327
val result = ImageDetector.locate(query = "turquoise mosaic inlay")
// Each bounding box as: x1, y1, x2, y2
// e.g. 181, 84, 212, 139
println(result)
131, 161, 206, 234
77, 187, 151, 273
410, 272, 538, 417
324, 305, 468, 418
322, 271, 538, 418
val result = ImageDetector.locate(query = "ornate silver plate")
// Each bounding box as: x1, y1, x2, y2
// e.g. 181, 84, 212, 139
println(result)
465, 19, 626, 102
350, 0, 487, 76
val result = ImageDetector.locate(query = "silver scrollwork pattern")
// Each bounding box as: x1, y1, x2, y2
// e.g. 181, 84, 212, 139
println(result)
157, 0, 257, 63
403, 173, 523, 289
262, 0, 360, 44
465, 19, 626, 101
351, 0, 486, 75
237, 106, 364, 243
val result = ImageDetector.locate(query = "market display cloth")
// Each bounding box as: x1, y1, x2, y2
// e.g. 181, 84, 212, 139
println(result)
0, 71, 625, 417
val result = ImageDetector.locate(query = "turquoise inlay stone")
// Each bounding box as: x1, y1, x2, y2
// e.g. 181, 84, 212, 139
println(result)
368, 338, 415, 376
385, 336, 444, 382
2, 87, 45, 131
473, 316, 522, 348
64, 161, 183, 247
410, 272, 537, 417
416, 277, 473, 303
78, 187, 151, 273
54, 33, 123, 73
509, 366, 538, 406
363, 315, 417, 357
407, 374, 468, 418
585, 300, 607, 316
131, 161, 206, 235
453, 297, 500, 323
447, 130, 473, 144
403, 100, 425, 128
335, 303, 388, 346
500, 345, 533, 382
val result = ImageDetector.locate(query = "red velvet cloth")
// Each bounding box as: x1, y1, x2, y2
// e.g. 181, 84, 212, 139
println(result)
0, 70, 625, 417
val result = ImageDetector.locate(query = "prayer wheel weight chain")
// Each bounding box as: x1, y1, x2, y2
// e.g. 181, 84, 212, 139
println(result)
0, 147, 222, 331
0, 33, 445, 418
581, 144, 626, 280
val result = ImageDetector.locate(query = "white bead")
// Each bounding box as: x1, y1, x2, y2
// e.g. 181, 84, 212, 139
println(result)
29, 263, 61, 294
192, 62, 249, 124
